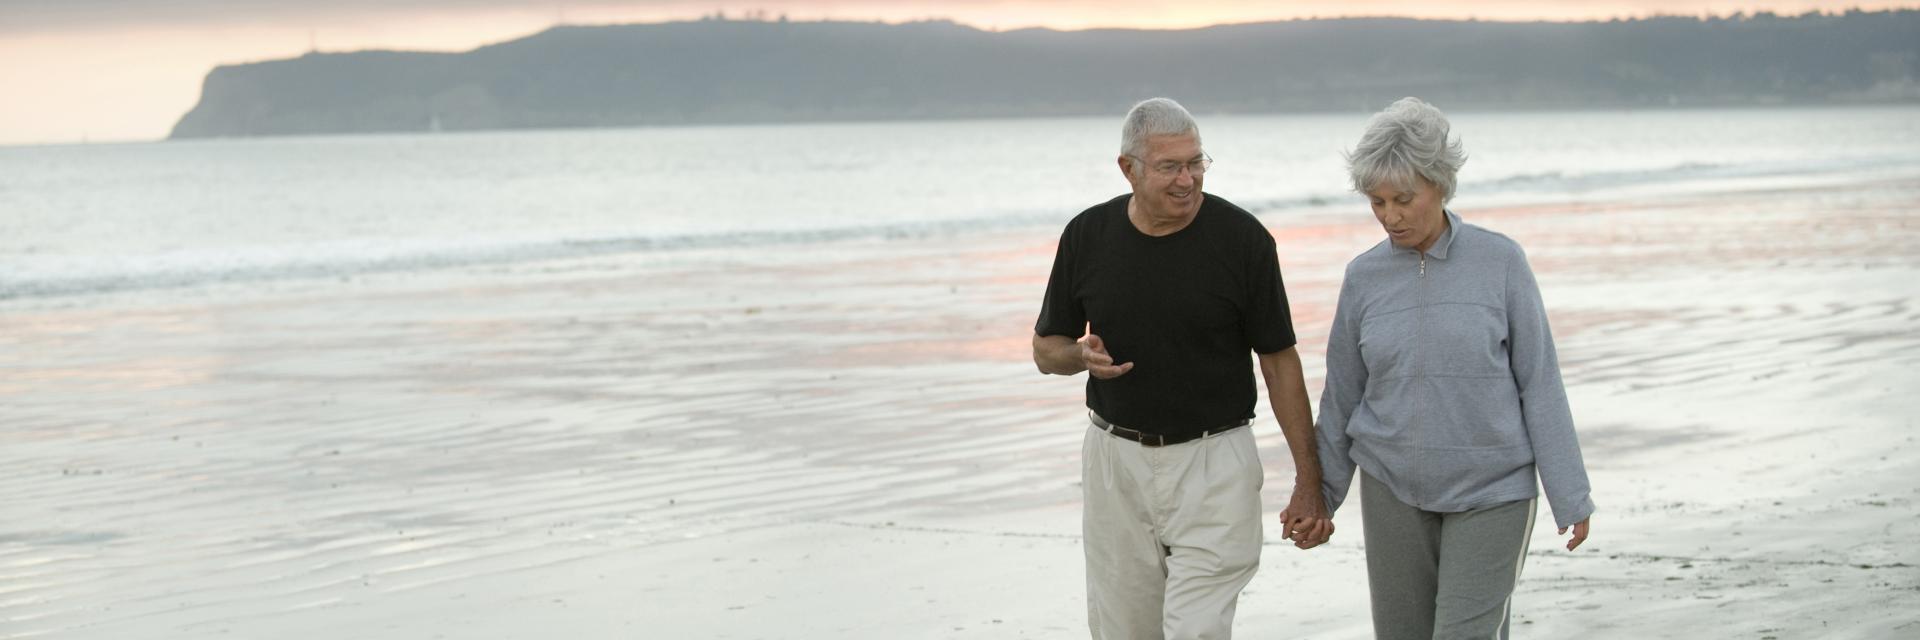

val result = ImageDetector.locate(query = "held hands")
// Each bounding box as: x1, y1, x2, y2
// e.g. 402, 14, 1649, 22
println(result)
1079, 334, 1133, 379
1277, 484, 1334, 549
1558, 517, 1591, 551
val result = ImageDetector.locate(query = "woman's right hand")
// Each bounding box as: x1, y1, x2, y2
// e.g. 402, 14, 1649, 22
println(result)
1558, 517, 1590, 551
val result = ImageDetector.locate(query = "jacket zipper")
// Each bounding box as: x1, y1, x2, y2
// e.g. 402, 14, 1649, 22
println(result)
1414, 249, 1428, 508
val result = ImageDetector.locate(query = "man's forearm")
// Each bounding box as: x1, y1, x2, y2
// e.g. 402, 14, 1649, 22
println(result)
1032, 334, 1086, 376
1272, 382, 1322, 482
1259, 348, 1323, 484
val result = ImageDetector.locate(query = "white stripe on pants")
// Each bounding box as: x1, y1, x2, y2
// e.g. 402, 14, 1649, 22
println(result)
1082, 422, 1264, 640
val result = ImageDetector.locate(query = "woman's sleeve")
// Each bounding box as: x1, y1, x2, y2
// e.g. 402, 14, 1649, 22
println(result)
1317, 272, 1367, 514
1506, 246, 1595, 530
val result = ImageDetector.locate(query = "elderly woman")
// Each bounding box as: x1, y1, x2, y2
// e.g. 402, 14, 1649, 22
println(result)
1315, 97, 1595, 639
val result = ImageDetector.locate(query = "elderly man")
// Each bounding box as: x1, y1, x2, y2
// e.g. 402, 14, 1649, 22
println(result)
1032, 97, 1332, 639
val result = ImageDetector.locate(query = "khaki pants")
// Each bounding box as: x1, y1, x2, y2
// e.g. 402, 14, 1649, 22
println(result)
1082, 422, 1264, 640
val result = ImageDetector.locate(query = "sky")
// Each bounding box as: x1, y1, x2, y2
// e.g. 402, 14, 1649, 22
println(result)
0, 1, 1914, 146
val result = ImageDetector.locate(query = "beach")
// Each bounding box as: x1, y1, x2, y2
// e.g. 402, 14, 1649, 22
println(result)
4, 152, 1917, 638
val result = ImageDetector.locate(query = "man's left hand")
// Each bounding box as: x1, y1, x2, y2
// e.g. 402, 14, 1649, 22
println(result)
1277, 484, 1333, 549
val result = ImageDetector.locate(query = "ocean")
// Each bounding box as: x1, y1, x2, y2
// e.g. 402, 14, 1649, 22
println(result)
4, 105, 1919, 637
4, 105, 1917, 303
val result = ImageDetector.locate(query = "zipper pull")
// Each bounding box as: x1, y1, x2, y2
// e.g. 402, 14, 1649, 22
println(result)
1419, 253, 1427, 277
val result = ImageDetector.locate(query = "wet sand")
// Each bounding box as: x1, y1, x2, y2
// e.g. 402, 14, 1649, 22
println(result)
3, 170, 1917, 638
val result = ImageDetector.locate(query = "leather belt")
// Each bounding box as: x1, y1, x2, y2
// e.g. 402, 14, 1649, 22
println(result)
1089, 411, 1248, 447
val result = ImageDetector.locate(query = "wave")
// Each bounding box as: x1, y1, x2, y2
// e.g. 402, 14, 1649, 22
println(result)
1472, 161, 1728, 193
0, 211, 1072, 301
1237, 161, 1765, 211
1467, 155, 1920, 196
5, 155, 1915, 302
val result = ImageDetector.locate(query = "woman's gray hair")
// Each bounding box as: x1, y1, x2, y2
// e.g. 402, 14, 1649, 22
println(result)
1120, 98, 1201, 174
1346, 97, 1467, 203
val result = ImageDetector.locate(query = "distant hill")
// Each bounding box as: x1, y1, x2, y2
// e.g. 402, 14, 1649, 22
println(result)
170, 11, 1920, 139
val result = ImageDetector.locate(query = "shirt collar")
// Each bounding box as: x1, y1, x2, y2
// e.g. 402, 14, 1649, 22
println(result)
1393, 208, 1460, 260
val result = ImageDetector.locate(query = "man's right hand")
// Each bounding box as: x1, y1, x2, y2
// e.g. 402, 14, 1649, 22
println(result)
1080, 334, 1133, 379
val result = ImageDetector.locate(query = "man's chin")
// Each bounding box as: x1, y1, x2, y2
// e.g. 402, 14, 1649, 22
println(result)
1165, 196, 1199, 216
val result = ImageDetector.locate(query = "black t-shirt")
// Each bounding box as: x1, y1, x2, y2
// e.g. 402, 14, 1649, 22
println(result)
1034, 192, 1297, 437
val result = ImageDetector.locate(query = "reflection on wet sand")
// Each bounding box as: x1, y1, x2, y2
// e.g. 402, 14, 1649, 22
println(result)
2, 174, 1917, 637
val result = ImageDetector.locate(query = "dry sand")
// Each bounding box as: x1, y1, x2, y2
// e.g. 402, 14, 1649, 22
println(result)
3, 170, 1917, 638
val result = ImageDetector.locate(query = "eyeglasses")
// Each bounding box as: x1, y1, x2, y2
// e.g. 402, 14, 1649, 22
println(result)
1135, 153, 1213, 178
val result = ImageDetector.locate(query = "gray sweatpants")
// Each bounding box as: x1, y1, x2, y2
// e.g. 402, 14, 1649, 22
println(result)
1360, 471, 1536, 640
1082, 423, 1264, 640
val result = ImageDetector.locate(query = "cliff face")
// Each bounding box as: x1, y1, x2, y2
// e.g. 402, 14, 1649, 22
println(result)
169, 13, 1920, 139
171, 51, 464, 137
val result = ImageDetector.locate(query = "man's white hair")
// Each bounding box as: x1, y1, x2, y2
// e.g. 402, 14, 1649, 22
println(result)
1346, 97, 1467, 203
1120, 97, 1201, 175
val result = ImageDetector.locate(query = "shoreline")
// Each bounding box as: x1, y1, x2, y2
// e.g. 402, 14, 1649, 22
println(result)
2, 168, 1916, 637
7, 150, 1919, 313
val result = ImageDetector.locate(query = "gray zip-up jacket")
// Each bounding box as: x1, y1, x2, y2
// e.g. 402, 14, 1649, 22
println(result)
1317, 210, 1595, 530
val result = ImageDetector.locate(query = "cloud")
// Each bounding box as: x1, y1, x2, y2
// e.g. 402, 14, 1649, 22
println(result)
0, 1, 664, 33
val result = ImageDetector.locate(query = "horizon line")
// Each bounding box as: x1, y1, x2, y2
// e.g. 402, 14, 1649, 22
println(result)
260, 7, 1919, 58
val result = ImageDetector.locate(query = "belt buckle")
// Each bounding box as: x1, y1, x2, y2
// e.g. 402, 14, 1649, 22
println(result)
1140, 431, 1164, 447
